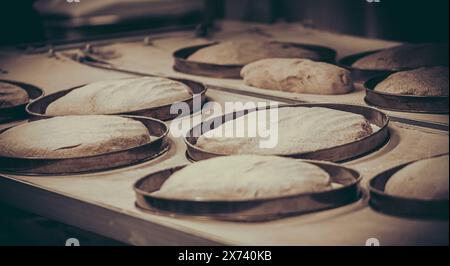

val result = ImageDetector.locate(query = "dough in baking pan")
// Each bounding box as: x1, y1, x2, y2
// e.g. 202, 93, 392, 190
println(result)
241, 58, 353, 95
352, 43, 449, 70
196, 107, 374, 155
0, 115, 151, 158
385, 155, 449, 201
45, 77, 192, 116
187, 40, 322, 65
152, 155, 332, 200
0, 81, 29, 108
374, 66, 449, 96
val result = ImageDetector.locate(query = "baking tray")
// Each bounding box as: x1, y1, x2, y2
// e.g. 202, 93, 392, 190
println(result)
26, 78, 207, 121
0, 115, 170, 175
134, 160, 362, 222
364, 75, 449, 114
173, 42, 337, 79
0, 80, 44, 123
185, 103, 390, 163
369, 155, 449, 219
338, 50, 398, 83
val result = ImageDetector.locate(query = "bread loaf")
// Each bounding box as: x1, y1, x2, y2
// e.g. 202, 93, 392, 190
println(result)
46, 77, 191, 115
241, 58, 353, 95
187, 40, 322, 65
0, 115, 151, 158
385, 155, 449, 200
196, 107, 374, 155
352, 43, 449, 70
374, 67, 449, 96
153, 155, 332, 200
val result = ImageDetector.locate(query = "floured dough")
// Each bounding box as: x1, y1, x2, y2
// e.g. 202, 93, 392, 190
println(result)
0, 115, 151, 158
153, 155, 332, 200
0, 81, 29, 108
187, 40, 322, 65
375, 67, 449, 96
45, 77, 191, 115
352, 43, 449, 70
385, 155, 449, 201
196, 107, 374, 155
241, 58, 353, 95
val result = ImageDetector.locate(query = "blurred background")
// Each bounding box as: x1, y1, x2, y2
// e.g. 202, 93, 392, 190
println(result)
0, 0, 448, 46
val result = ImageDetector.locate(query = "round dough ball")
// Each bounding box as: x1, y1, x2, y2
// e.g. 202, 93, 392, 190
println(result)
196, 107, 374, 155
187, 40, 322, 65
374, 67, 449, 96
0, 115, 151, 158
45, 77, 191, 116
352, 43, 449, 70
153, 155, 332, 200
385, 155, 449, 200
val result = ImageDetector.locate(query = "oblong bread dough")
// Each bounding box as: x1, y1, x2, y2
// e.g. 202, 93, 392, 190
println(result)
241, 58, 353, 95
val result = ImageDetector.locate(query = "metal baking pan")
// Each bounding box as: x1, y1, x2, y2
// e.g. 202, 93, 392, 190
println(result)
338, 50, 398, 83
134, 160, 362, 222
369, 156, 449, 219
26, 78, 207, 121
185, 103, 390, 163
0, 79, 44, 123
364, 75, 449, 114
0, 115, 170, 175
173, 42, 337, 79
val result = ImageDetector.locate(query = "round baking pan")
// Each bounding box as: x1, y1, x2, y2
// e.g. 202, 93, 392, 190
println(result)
0, 115, 170, 175
0, 80, 44, 123
185, 103, 390, 163
339, 50, 399, 83
134, 160, 362, 222
173, 42, 337, 79
364, 74, 449, 114
26, 78, 207, 121
369, 156, 449, 219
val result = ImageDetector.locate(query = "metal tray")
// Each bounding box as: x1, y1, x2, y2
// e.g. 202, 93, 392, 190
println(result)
0, 115, 170, 175
185, 103, 390, 163
338, 50, 398, 83
26, 78, 207, 121
134, 160, 362, 222
0, 80, 44, 123
364, 75, 449, 114
173, 42, 337, 79
369, 155, 449, 219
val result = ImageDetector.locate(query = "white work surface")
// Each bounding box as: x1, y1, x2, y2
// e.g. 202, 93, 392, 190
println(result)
0, 21, 448, 245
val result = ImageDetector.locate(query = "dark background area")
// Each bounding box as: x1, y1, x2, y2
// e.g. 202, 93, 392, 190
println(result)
223, 0, 449, 43
0, 0, 448, 46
